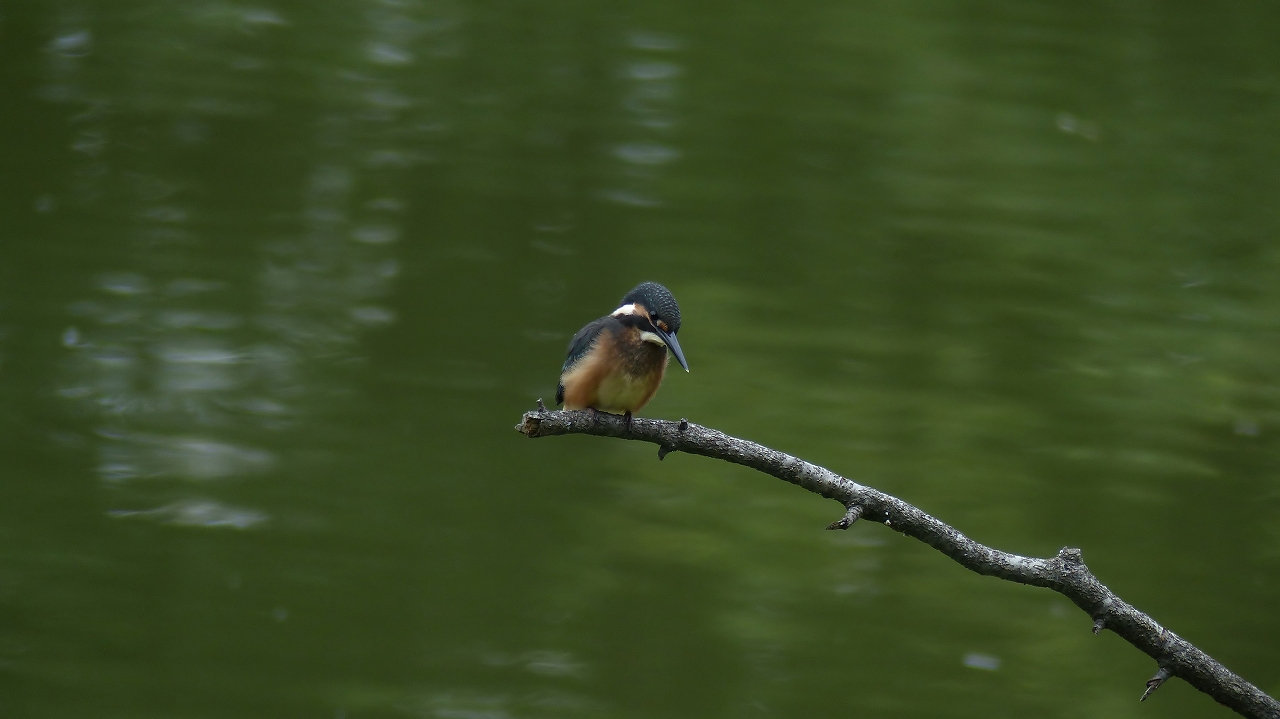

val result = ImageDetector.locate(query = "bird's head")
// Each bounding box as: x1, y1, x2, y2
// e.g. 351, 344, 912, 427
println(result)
612, 281, 689, 372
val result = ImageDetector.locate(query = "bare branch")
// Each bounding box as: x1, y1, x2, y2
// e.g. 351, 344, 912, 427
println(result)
516, 409, 1280, 719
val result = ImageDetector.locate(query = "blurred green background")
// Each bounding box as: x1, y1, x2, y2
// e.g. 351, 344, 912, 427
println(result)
2, 1, 1278, 717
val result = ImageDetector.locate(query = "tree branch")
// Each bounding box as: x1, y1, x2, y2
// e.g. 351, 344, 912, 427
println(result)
516, 408, 1280, 719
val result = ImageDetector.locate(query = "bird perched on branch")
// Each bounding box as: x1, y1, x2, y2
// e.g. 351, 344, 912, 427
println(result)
556, 281, 689, 427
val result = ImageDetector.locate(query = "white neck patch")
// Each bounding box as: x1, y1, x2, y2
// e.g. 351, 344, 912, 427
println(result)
612, 303, 639, 316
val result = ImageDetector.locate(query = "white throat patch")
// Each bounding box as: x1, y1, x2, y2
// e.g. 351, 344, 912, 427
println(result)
639, 330, 666, 346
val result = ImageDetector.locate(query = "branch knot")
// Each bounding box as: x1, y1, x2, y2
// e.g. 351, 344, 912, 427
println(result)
1057, 547, 1084, 565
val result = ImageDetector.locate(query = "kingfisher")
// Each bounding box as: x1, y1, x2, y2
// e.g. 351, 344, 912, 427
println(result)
556, 281, 689, 426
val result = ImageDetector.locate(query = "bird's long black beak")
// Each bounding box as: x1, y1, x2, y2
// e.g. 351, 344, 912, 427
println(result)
656, 328, 689, 372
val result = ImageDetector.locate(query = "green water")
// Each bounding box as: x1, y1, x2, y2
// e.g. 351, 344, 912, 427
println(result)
2, 1, 1279, 717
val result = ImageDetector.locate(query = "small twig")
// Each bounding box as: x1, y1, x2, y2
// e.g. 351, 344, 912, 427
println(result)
1143, 667, 1174, 701
826, 504, 863, 530
1093, 617, 1106, 635
515, 409, 1280, 719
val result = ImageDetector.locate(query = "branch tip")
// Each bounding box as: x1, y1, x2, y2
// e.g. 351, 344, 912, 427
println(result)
657, 445, 673, 461
1141, 667, 1173, 702
516, 412, 542, 437
536, 397, 547, 411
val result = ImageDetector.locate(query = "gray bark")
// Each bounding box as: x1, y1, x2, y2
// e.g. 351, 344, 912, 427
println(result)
516, 407, 1280, 719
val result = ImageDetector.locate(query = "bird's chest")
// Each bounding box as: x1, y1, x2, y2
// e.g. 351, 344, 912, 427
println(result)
595, 329, 667, 411
613, 328, 667, 376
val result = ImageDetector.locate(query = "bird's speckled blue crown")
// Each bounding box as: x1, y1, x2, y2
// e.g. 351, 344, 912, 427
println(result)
621, 282, 681, 332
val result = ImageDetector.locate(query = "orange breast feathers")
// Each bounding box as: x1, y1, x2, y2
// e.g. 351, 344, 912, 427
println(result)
559, 325, 669, 413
